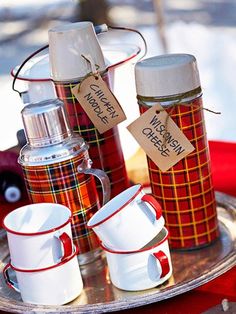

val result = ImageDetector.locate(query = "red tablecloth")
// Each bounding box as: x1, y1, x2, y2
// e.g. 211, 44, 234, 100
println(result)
209, 140, 236, 197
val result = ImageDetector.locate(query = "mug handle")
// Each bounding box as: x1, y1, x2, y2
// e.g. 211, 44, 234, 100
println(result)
141, 194, 162, 220
3, 263, 20, 293
77, 158, 111, 206
153, 250, 170, 278
58, 232, 73, 262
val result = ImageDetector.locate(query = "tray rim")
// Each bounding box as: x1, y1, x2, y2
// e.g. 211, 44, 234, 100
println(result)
0, 191, 235, 313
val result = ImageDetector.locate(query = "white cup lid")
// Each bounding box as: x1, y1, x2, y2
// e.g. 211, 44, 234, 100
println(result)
48, 22, 106, 81
135, 54, 201, 97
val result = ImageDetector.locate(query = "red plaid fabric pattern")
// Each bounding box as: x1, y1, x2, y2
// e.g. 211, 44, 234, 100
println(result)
54, 73, 129, 200
140, 97, 219, 249
22, 153, 100, 254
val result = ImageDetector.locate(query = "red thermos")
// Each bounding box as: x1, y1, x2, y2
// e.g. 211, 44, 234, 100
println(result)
48, 22, 129, 201
18, 99, 110, 265
135, 54, 219, 249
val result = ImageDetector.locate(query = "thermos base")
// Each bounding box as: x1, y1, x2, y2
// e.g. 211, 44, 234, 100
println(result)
77, 247, 103, 266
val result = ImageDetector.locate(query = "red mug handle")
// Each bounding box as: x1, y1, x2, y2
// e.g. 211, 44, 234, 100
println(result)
3, 263, 20, 293
153, 250, 170, 278
59, 232, 73, 262
141, 194, 162, 220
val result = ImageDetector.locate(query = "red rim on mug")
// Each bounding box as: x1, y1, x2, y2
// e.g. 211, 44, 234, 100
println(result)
100, 227, 169, 254
87, 184, 143, 228
5, 245, 79, 274
88, 184, 163, 229
2, 203, 72, 236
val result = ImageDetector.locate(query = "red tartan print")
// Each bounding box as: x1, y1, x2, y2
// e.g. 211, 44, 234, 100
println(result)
140, 97, 219, 249
54, 73, 129, 200
22, 153, 100, 254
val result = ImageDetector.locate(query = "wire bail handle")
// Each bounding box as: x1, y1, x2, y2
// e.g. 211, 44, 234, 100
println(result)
12, 24, 147, 97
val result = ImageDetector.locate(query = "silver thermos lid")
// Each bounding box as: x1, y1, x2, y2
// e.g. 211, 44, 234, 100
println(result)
21, 99, 72, 147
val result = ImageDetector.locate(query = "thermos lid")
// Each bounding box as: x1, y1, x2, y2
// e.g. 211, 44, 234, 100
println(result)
135, 54, 201, 97
48, 21, 106, 81
21, 99, 72, 147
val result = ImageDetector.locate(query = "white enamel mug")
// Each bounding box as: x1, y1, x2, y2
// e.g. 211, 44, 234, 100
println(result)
87, 184, 164, 251
2, 203, 73, 269
3, 246, 83, 305
101, 227, 172, 291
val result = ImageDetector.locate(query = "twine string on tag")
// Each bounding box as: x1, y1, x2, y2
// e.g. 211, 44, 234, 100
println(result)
81, 54, 99, 75
138, 88, 221, 147
77, 55, 100, 93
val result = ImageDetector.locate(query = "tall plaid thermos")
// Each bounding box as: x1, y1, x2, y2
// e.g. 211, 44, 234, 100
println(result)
48, 22, 129, 201
135, 54, 219, 249
18, 99, 110, 265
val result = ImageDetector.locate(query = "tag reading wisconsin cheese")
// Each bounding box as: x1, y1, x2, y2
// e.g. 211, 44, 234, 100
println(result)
72, 74, 126, 134
127, 104, 195, 172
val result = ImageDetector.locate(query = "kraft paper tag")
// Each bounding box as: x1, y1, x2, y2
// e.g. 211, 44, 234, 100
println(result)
72, 74, 126, 134
127, 104, 195, 172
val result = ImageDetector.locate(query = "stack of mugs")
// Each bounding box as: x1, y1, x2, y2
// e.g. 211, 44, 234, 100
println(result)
2, 203, 83, 305
87, 184, 172, 291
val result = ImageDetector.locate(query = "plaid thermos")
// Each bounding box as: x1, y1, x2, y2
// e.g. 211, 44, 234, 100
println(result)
18, 99, 110, 265
48, 22, 129, 201
135, 54, 219, 249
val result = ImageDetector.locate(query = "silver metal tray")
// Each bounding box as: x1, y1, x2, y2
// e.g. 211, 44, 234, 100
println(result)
0, 192, 235, 313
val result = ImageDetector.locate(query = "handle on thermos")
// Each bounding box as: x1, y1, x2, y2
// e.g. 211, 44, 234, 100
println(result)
77, 158, 111, 206
3, 263, 20, 293
153, 250, 170, 278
